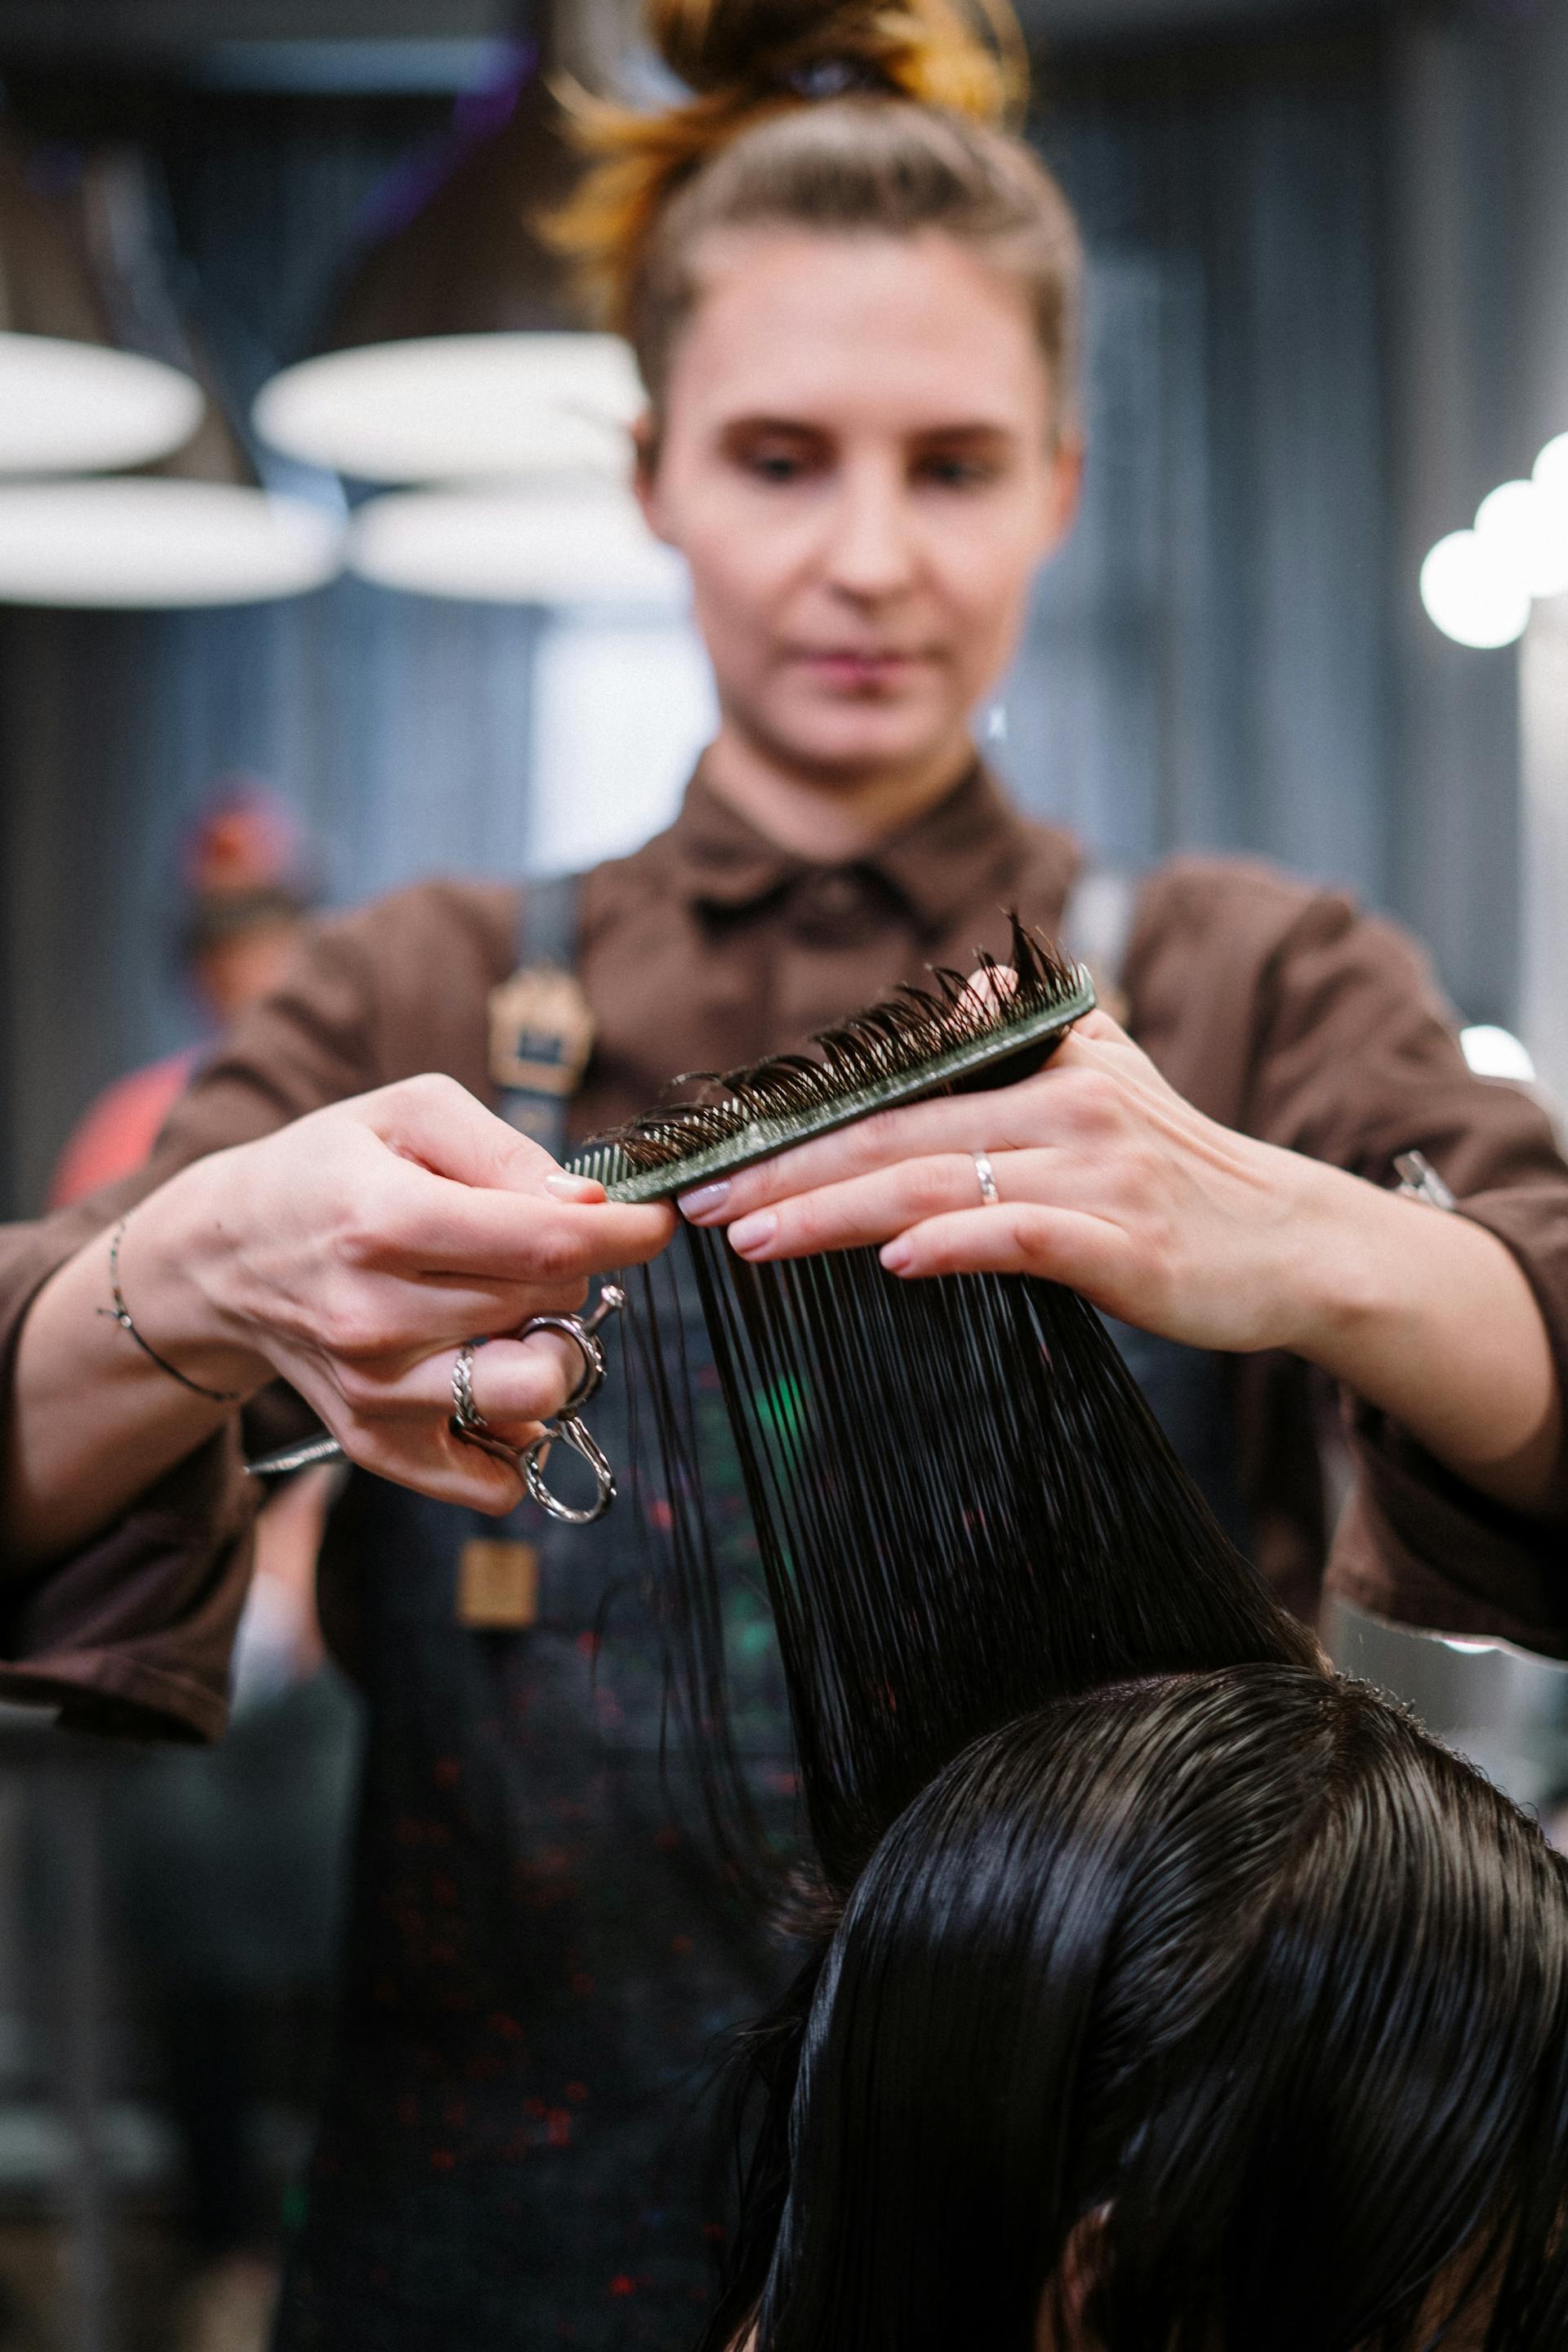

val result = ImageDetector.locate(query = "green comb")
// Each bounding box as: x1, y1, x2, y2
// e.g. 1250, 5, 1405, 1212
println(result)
568, 915, 1096, 1205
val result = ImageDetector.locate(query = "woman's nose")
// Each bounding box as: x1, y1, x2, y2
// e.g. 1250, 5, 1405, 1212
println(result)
821, 470, 919, 601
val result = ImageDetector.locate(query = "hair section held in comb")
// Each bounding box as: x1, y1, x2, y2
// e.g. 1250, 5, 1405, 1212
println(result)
652, 1236, 1317, 1904
572, 914, 1094, 1202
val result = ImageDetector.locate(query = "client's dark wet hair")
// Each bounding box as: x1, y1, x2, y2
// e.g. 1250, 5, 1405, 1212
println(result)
618, 1258, 1568, 2349
753, 1667, 1568, 2352
588, 954, 1568, 2352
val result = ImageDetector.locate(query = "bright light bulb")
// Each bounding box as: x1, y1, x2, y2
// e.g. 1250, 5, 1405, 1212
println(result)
1475, 477, 1568, 600
255, 334, 642, 484
0, 334, 205, 475
1419, 530, 1530, 649
1459, 1024, 1538, 1083
349, 481, 688, 608
1534, 432, 1568, 502
0, 480, 343, 608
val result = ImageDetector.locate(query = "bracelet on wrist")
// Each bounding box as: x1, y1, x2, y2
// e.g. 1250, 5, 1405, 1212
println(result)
97, 1215, 244, 1406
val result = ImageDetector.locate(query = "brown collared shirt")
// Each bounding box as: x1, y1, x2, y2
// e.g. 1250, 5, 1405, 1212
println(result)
2, 765, 1566, 1737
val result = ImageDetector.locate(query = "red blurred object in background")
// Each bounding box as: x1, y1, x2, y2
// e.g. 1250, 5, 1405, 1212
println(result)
51, 777, 319, 1209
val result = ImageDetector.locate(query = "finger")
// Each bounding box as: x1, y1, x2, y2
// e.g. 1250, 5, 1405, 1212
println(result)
271, 1356, 537, 1517
726, 1152, 1067, 1262
681, 1067, 1116, 1226
369, 1169, 675, 1282
349, 1424, 531, 1519
331, 1328, 587, 1429
363, 1072, 564, 1195
679, 1105, 1001, 1225
1069, 1006, 1129, 1046
959, 961, 1019, 1018
877, 1203, 1141, 1296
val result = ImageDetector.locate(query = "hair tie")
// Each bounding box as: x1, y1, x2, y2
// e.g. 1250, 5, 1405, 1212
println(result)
783, 57, 893, 100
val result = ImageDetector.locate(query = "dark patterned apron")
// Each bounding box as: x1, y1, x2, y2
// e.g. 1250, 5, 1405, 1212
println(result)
275, 869, 1245, 2351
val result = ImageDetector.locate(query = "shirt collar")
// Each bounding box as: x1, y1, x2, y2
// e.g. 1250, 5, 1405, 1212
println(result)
661, 760, 1073, 942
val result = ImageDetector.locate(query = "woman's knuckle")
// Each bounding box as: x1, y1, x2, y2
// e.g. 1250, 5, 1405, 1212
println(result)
337, 1189, 403, 1270
909, 1163, 956, 1217
403, 1070, 463, 1114
524, 1221, 579, 1283
318, 1294, 385, 1361
856, 1108, 901, 1163
1066, 1068, 1120, 1127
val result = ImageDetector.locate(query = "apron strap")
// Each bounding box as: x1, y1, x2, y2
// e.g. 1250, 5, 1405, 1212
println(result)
1060, 862, 1139, 1021
488, 872, 594, 1155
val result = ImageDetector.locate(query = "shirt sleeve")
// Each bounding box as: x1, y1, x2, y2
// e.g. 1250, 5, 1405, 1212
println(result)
0, 904, 396, 1739
1180, 867, 1568, 1652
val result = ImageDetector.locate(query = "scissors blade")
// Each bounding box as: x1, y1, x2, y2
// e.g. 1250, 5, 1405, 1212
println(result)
245, 1432, 345, 1477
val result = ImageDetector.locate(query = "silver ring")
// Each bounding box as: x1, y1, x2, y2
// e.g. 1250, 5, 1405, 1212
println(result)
448, 1341, 523, 1468
973, 1149, 1000, 1208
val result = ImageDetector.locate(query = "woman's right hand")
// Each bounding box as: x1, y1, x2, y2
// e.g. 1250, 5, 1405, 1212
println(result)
122, 1074, 674, 1513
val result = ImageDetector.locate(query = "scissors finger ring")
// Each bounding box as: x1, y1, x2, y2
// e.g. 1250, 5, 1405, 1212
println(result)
513, 1282, 625, 1415
523, 1415, 616, 1526
470, 1282, 626, 1525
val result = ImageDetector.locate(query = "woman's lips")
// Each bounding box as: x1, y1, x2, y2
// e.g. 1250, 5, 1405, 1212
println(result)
792, 648, 932, 691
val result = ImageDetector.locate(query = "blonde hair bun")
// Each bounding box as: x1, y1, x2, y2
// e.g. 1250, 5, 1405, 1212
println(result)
646, 0, 1022, 118
547, 0, 1078, 431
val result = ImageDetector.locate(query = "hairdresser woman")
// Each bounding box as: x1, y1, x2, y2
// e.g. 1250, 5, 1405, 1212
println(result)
2, 0, 1568, 2341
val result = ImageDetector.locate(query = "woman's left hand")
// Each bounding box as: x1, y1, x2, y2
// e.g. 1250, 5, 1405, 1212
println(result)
679, 1008, 1352, 1358
679, 1004, 1566, 1514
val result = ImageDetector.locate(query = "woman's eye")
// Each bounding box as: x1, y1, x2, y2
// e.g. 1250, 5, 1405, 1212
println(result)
919, 454, 996, 490
745, 448, 808, 483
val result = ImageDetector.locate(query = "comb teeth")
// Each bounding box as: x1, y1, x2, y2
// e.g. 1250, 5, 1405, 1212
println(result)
568, 914, 1095, 1205
568, 1140, 635, 1194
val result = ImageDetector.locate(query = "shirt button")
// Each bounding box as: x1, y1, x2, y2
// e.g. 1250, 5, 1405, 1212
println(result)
791, 867, 878, 945
812, 871, 861, 915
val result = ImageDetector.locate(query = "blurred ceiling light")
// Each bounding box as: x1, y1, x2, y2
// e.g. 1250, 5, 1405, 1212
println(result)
0, 136, 216, 475
0, 480, 344, 608
1535, 432, 1568, 502
349, 481, 684, 608
1419, 530, 1531, 650
254, 332, 639, 484
249, 11, 653, 485
0, 333, 204, 475
1459, 1024, 1539, 1083
1473, 478, 1568, 603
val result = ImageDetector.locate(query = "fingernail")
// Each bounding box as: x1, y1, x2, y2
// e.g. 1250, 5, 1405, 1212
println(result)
678, 1180, 731, 1221
880, 1238, 914, 1274
545, 1172, 605, 1201
728, 1210, 777, 1258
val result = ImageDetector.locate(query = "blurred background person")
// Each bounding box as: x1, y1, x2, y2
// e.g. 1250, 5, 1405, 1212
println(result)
50, 783, 319, 1211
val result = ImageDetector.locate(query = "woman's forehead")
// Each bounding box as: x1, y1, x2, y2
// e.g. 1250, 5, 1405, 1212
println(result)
667, 224, 1054, 433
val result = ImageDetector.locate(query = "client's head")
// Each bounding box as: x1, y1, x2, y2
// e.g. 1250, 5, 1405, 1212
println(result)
751, 1664, 1568, 2352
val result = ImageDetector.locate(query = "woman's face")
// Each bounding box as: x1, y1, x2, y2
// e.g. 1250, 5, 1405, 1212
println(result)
638, 226, 1080, 792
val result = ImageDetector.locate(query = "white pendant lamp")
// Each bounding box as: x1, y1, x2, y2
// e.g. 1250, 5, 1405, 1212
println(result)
1419, 528, 1532, 651
254, 331, 642, 485
349, 479, 684, 609
248, 19, 648, 489
0, 333, 206, 476
0, 479, 345, 609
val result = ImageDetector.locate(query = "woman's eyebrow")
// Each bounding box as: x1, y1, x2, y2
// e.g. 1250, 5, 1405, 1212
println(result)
907, 421, 1018, 449
718, 415, 827, 440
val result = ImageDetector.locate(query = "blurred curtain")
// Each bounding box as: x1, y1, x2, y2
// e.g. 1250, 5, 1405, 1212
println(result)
0, 29, 1446, 1219
998, 40, 1389, 898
